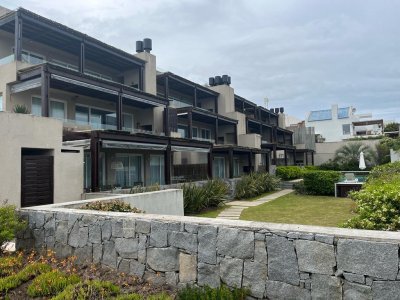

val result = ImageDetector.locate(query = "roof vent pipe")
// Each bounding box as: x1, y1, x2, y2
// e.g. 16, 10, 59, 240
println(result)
209, 77, 215, 86
143, 38, 152, 53
222, 75, 229, 84
136, 41, 144, 53
274, 108, 280, 114
215, 76, 222, 85
227, 76, 231, 85
279, 107, 284, 113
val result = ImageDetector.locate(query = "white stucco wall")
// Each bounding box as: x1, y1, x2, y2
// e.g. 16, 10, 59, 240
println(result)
0, 112, 83, 208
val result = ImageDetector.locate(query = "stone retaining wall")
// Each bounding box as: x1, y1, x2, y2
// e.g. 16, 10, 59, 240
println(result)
17, 207, 400, 299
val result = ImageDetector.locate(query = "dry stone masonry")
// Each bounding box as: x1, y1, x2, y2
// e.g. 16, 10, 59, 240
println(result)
17, 207, 400, 299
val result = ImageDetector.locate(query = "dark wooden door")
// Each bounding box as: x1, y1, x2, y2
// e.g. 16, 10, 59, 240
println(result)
21, 155, 54, 207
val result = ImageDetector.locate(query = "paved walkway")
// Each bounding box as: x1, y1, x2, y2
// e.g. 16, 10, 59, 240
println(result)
217, 189, 293, 220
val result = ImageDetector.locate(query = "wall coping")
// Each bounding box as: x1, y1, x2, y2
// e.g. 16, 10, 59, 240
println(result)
20, 202, 400, 243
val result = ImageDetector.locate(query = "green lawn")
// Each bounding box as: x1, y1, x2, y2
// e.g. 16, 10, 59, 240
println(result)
240, 192, 357, 227
192, 206, 230, 218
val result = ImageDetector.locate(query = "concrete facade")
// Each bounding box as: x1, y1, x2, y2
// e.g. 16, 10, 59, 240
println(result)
17, 208, 400, 299
0, 112, 83, 208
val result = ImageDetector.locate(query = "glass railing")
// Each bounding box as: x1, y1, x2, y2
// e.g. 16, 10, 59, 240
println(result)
193, 137, 215, 143
0, 54, 14, 66
169, 98, 192, 108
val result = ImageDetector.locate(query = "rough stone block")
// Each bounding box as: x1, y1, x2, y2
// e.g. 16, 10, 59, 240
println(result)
168, 222, 182, 232
344, 282, 372, 300
198, 225, 217, 264
101, 220, 112, 241
33, 229, 44, 248
44, 217, 55, 237
130, 260, 146, 278
169, 231, 197, 253
217, 228, 254, 259
111, 220, 123, 238
54, 242, 73, 258
144, 270, 166, 287
300, 273, 310, 280
74, 245, 92, 264
122, 219, 135, 238
198, 263, 220, 288
135, 219, 151, 233
296, 240, 336, 275
220, 257, 243, 288
337, 239, 398, 280
78, 227, 89, 248
185, 223, 199, 233
88, 225, 101, 244
93, 244, 102, 263
147, 247, 179, 272
138, 250, 146, 264
299, 233, 314, 240
243, 260, 268, 298
343, 272, 365, 284
102, 241, 117, 268
265, 281, 311, 300
118, 259, 130, 274
266, 236, 299, 285
166, 272, 178, 286
315, 234, 334, 244
372, 281, 400, 300
311, 274, 342, 300
55, 221, 68, 244
254, 240, 267, 264
33, 212, 45, 228
68, 222, 80, 248
179, 253, 197, 283
150, 221, 168, 247
115, 238, 138, 258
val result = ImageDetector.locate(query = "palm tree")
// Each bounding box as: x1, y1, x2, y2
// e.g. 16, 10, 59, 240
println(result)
333, 142, 376, 168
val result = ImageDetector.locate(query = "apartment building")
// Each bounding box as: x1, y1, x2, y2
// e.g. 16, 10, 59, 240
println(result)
0, 6, 297, 207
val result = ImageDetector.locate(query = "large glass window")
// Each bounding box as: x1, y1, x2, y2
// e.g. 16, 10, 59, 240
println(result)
201, 128, 211, 140
213, 157, 225, 178
50, 101, 66, 120
90, 109, 116, 130
233, 158, 240, 177
342, 124, 351, 135
113, 154, 143, 188
31, 97, 41, 116
178, 125, 188, 138
150, 155, 165, 185
192, 127, 198, 138
76, 106, 89, 124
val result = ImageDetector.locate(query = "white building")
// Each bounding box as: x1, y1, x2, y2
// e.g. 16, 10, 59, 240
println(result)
305, 104, 383, 142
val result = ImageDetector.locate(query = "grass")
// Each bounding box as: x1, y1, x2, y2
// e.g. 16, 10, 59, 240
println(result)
192, 206, 230, 218
240, 190, 277, 201
240, 192, 357, 227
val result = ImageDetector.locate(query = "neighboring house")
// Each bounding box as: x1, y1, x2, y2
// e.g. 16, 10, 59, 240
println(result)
305, 104, 383, 142
0, 6, 298, 207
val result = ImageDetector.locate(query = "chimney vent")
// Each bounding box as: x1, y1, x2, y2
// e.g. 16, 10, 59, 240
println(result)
222, 75, 229, 84
215, 76, 222, 85
136, 41, 144, 53
209, 77, 215, 86
143, 38, 152, 53
274, 108, 279, 114
279, 107, 284, 113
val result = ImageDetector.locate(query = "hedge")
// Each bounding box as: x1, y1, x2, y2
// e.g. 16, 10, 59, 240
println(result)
276, 166, 304, 180
302, 171, 341, 196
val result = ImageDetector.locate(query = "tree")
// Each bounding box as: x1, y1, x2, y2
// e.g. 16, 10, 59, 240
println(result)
333, 142, 376, 169
384, 122, 399, 132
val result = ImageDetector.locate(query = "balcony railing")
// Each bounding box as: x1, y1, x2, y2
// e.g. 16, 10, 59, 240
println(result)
0, 54, 14, 66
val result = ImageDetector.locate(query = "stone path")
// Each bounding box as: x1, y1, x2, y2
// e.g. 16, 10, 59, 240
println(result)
217, 189, 293, 220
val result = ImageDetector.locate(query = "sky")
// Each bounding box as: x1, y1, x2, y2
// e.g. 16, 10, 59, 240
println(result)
3, 0, 400, 122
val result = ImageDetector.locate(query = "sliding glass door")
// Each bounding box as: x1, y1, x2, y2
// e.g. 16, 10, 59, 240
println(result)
150, 155, 165, 185
114, 154, 143, 188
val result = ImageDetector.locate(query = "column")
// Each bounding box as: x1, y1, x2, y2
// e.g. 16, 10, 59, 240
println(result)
164, 76, 169, 102
234, 123, 238, 145
248, 151, 253, 172
41, 68, 50, 117
305, 152, 308, 166
90, 136, 100, 192
272, 144, 277, 165
228, 149, 234, 178
79, 41, 85, 73
188, 111, 193, 139
116, 93, 122, 130
194, 86, 197, 107
293, 149, 296, 166
214, 96, 218, 114
207, 150, 213, 179
284, 149, 288, 166
215, 118, 219, 144
139, 66, 144, 91
311, 152, 315, 165
14, 12, 22, 61
165, 145, 172, 184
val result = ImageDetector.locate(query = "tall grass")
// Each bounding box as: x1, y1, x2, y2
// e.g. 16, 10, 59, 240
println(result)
234, 172, 280, 199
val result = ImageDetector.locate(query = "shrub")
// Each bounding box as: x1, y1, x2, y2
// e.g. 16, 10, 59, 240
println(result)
27, 270, 81, 297
293, 181, 307, 195
276, 166, 304, 180
234, 172, 280, 199
176, 284, 249, 300
0, 202, 27, 252
129, 184, 160, 194
343, 162, 400, 231
114, 292, 173, 300
183, 179, 228, 214
0, 263, 51, 293
303, 171, 341, 196
0, 254, 23, 277
51, 280, 120, 300
80, 200, 143, 213
13, 104, 29, 114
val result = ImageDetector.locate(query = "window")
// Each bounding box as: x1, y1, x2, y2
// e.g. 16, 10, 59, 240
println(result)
123, 113, 134, 131
0, 94, 3, 111
150, 155, 165, 185
308, 110, 332, 122
192, 127, 198, 138
76, 106, 89, 124
50, 101, 66, 120
113, 154, 143, 188
342, 124, 351, 135
233, 158, 240, 177
32, 96, 66, 119
178, 125, 188, 138
201, 128, 211, 140
213, 157, 225, 178
338, 107, 350, 119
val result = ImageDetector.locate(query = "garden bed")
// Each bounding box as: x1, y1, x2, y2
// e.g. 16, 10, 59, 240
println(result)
0, 250, 174, 300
